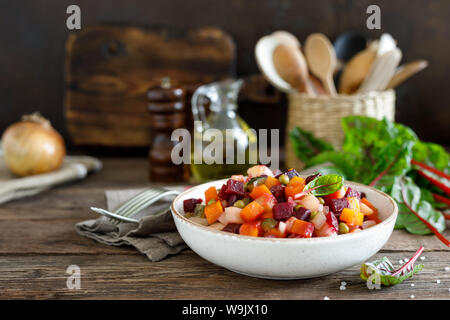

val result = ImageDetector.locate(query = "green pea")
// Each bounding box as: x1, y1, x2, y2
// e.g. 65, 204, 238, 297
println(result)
242, 198, 252, 205
207, 199, 216, 205
339, 222, 350, 234
279, 174, 290, 185
310, 211, 319, 219
317, 197, 325, 204
294, 204, 303, 211
234, 200, 245, 209
261, 218, 277, 231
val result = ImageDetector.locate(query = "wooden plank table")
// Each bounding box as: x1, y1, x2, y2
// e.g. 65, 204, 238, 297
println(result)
0, 158, 449, 300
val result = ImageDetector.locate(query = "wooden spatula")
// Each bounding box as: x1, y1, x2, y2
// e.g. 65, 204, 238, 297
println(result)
357, 48, 402, 94
338, 42, 378, 94
304, 33, 337, 96
272, 43, 314, 94
386, 60, 429, 89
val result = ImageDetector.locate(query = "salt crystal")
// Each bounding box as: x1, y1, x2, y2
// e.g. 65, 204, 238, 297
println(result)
420, 256, 426, 261
410, 295, 415, 299
445, 267, 449, 272
341, 281, 347, 286
399, 260, 404, 264
323, 296, 330, 300
411, 283, 415, 287
339, 286, 346, 291
436, 280, 441, 284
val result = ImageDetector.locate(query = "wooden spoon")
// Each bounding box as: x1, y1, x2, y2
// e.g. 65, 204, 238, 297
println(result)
386, 60, 428, 89
272, 43, 314, 94
338, 42, 378, 94
304, 33, 337, 96
357, 48, 402, 94
309, 74, 327, 95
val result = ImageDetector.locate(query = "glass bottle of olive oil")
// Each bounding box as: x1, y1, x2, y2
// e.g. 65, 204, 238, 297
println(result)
190, 79, 257, 182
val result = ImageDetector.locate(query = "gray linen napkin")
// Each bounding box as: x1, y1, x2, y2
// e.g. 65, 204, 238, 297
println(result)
0, 150, 102, 205
75, 188, 188, 262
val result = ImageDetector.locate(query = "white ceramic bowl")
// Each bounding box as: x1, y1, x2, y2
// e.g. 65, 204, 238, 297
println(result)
171, 179, 398, 280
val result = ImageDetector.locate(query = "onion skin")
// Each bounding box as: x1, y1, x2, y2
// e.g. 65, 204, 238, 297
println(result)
2, 119, 66, 177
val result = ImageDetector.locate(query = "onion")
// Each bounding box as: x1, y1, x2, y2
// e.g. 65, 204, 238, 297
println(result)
1, 113, 66, 176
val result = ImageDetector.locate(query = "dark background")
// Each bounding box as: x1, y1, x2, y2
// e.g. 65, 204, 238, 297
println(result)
1, 0, 449, 151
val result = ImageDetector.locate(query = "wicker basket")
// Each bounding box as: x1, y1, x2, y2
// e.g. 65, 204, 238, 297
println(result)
285, 89, 396, 170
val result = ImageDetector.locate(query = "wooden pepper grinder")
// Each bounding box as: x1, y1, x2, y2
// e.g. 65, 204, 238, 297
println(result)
147, 77, 188, 182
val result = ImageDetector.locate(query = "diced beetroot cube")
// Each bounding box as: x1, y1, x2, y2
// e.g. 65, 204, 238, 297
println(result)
328, 198, 349, 214
225, 179, 245, 197
183, 198, 202, 212
305, 173, 322, 185
284, 168, 300, 180
218, 184, 228, 200
293, 207, 311, 221
270, 184, 286, 202
345, 187, 361, 199
325, 211, 339, 231
227, 194, 238, 207
273, 202, 294, 220
222, 223, 242, 234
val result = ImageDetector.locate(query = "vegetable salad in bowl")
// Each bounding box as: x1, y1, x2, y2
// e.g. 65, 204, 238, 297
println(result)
182, 165, 381, 238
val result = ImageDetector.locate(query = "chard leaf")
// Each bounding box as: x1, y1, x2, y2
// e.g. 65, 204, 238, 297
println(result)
290, 116, 448, 244
289, 127, 334, 163
413, 141, 450, 172
393, 176, 446, 235
342, 116, 417, 157
303, 174, 343, 196
361, 247, 424, 287
366, 139, 414, 186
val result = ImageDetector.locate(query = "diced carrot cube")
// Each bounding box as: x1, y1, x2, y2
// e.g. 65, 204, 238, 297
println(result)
361, 198, 378, 215
361, 198, 380, 222
265, 227, 286, 238
285, 176, 305, 199
204, 200, 224, 225
249, 184, 272, 199
289, 176, 305, 185
340, 208, 363, 226
205, 186, 218, 204
261, 210, 274, 219
265, 176, 281, 189
286, 217, 314, 238
239, 221, 261, 237
254, 193, 277, 213
240, 201, 265, 222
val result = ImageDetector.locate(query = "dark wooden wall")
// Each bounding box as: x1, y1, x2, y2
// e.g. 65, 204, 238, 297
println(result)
1, 0, 449, 150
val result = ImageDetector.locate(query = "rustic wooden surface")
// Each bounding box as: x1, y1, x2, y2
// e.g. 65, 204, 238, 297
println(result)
0, 158, 449, 300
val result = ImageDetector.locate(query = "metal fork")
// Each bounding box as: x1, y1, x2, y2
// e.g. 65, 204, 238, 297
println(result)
90, 187, 180, 224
